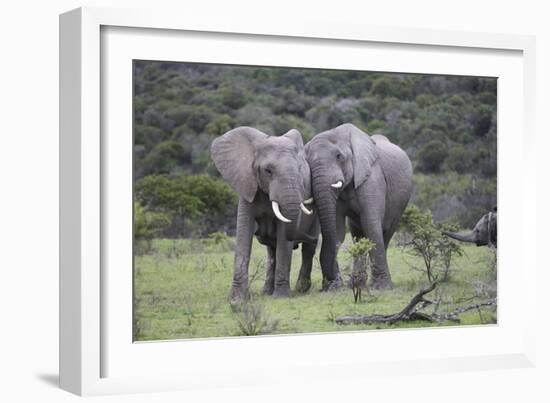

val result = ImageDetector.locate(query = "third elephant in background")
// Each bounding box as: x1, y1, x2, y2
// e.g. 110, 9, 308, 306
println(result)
305, 123, 413, 291
443, 207, 497, 248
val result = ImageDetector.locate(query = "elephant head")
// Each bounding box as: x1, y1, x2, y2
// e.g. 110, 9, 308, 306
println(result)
211, 126, 312, 225
304, 123, 379, 282
443, 207, 497, 247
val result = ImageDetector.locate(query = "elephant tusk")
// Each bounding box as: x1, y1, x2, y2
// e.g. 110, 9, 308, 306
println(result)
303, 197, 314, 205
300, 203, 313, 216
271, 201, 292, 223
331, 180, 343, 189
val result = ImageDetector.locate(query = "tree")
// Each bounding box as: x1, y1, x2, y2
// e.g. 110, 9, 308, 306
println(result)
399, 205, 463, 283
142, 140, 192, 175
134, 200, 172, 240
135, 174, 237, 237
205, 114, 235, 135
471, 104, 493, 137
446, 144, 469, 173
369, 75, 412, 99
417, 139, 448, 173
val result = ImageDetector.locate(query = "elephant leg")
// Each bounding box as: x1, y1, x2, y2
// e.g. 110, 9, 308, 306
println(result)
295, 241, 316, 293
322, 208, 345, 291
273, 221, 294, 297
262, 245, 276, 295
229, 198, 256, 300
359, 188, 393, 290
363, 216, 392, 289
381, 222, 396, 250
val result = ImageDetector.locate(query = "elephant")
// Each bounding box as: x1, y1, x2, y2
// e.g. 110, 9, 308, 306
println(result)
304, 123, 413, 290
211, 126, 319, 299
443, 207, 497, 248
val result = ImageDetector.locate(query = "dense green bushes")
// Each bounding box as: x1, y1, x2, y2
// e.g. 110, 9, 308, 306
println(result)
135, 174, 237, 238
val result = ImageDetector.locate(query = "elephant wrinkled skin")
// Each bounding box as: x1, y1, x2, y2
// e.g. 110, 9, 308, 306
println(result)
305, 123, 413, 290
211, 127, 319, 299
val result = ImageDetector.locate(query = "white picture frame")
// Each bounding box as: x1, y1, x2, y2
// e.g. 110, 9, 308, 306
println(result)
60, 6, 537, 396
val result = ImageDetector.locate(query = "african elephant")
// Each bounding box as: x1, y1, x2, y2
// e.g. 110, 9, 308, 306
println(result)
443, 207, 497, 247
211, 127, 319, 299
305, 123, 413, 290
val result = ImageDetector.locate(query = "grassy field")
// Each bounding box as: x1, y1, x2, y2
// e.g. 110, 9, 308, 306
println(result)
134, 237, 497, 341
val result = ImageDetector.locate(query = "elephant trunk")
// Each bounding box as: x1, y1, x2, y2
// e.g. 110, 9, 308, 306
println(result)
442, 230, 477, 244
311, 164, 339, 282
271, 176, 303, 225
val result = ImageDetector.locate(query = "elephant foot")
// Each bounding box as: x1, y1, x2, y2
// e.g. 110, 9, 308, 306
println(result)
370, 276, 394, 290
229, 285, 250, 301
262, 284, 274, 296
321, 276, 343, 292
273, 284, 292, 298
294, 277, 311, 294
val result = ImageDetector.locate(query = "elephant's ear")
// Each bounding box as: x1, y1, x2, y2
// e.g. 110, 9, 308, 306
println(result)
348, 124, 379, 189
211, 127, 268, 202
282, 128, 304, 149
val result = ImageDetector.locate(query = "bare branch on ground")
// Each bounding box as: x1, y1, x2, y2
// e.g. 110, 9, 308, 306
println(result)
335, 282, 496, 325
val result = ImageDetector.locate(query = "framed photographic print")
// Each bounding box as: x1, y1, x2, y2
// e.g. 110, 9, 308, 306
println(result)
60, 6, 537, 396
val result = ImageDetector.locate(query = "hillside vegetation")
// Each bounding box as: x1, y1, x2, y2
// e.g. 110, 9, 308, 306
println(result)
133, 61, 496, 237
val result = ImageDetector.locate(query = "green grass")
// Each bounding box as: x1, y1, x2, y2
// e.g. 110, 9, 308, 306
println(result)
134, 237, 497, 341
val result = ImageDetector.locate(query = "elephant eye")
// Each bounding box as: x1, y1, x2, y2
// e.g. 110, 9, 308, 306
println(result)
264, 167, 273, 176
336, 153, 344, 161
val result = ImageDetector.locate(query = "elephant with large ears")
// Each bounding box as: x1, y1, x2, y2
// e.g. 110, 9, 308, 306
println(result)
211, 126, 318, 299
305, 123, 413, 290
443, 207, 497, 248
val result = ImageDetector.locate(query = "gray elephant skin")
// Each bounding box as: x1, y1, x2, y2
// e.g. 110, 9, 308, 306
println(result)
443, 208, 497, 247
211, 127, 319, 299
305, 123, 413, 290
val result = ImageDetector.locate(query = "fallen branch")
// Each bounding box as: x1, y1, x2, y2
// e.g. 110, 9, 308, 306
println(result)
335, 282, 437, 325
335, 282, 496, 325
433, 299, 497, 322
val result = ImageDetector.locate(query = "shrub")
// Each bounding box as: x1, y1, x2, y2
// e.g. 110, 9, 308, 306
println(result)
448, 94, 465, 107
400, 205, 463, 283
217, 84, 248, 110
346, 238, 376, 303
367, 119, 387, 133
347, 237, 376, 260
205, 114, 235, 135
446, 144, 469, 173
142, 140, 192, 175
134, 200, 171, 240
417, 139, 448, 173
471, 104, 493, 137
134, 124, 166, 149
370, 75, 412, 99
135, 174, 237, 237
232, 300, 280, 336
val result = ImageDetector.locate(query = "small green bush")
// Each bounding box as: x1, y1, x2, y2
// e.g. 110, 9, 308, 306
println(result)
400, 205, 463, 283
232, 300, 280, 336
347, 237, 376, 259
134, 200, 171, 240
